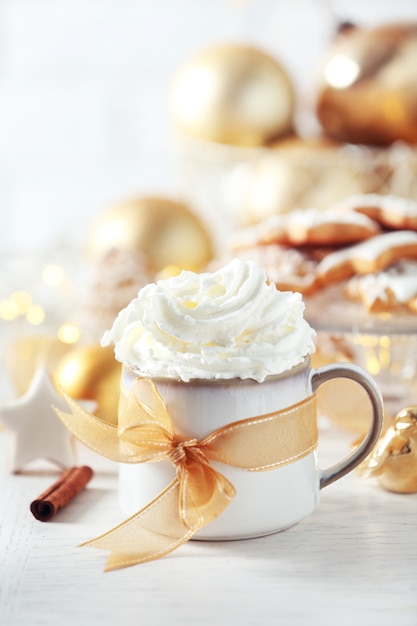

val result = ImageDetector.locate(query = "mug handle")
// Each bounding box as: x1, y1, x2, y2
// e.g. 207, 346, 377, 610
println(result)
310, 362, 384, 489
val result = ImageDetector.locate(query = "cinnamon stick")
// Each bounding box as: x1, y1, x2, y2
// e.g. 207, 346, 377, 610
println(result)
30, 466, 94, 521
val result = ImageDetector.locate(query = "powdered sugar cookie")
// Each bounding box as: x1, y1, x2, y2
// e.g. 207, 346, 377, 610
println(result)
317, 230, 417, 284
345, 260, 417, 312
233, 208, 380, 248
332, 193, 417, 231
267, 208, 380, 246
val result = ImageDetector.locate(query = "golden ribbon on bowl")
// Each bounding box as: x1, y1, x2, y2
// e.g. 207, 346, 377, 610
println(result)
55, 379, 317, 571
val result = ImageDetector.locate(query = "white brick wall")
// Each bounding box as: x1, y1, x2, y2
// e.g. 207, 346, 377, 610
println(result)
1, 0, 416, 253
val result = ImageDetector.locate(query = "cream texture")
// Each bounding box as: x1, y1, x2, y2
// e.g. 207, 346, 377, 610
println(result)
102, 259, 315, 382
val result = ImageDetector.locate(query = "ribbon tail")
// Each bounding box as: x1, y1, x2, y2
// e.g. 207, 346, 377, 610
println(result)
54, 391, 124, 461
81, 479, 198, 571
179, 459, 236, 530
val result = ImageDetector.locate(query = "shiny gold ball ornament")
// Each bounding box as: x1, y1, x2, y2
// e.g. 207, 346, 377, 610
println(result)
316, 22, 417, 146
87, 196, 213, 273
170, 44, 295, 146
54, 344, 121, 424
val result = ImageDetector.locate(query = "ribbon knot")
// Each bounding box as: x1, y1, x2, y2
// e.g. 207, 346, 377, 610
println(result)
55, 377, 318, 571
169, 435, 200, 466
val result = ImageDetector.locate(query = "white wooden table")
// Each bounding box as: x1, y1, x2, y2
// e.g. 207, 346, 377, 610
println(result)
1, 423, 416, 626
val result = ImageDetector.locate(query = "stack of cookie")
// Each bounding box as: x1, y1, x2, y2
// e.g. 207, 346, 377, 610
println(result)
229, 193, 417, 316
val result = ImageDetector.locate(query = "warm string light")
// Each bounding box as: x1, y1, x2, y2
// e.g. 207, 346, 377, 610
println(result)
0, 290, 44, 325
58, 323, 80, 344
353, 334, 392, 376
41, 264, 65, 287
0, 262, 79, 343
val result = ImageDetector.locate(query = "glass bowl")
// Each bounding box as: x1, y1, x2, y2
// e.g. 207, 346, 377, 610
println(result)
171, 135, 417, 250
305, 284, 417, 421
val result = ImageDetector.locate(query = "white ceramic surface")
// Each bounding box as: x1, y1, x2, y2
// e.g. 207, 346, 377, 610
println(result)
118, 359, 383, 540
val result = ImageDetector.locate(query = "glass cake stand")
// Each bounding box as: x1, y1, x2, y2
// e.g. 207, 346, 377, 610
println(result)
305, 285, 417, 424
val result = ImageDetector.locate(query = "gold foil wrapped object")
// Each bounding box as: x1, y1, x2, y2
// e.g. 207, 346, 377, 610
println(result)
316, 23, 417, 146
359, 406, 417, 493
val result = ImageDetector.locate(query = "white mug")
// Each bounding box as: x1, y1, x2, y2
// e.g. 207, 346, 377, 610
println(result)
118, 358, 383, 540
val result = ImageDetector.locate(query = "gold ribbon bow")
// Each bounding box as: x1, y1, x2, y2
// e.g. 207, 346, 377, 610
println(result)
55, 378, 317, 571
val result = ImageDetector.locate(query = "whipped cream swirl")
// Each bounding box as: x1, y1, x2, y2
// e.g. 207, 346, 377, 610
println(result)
102, 259, 316, 382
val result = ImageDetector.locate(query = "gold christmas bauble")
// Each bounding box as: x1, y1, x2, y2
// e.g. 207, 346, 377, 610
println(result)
87, 197, 213, 273
316, 22, 417, 145
54, 344, 121, 424
170, 44, 294, 146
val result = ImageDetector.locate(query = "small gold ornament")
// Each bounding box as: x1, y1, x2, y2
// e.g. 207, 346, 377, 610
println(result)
87, 196, 213, 273
359, 406, 417, 493
170, 43, 294, 146
54, 344, 121, 424
316, 22, 417, 146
